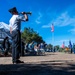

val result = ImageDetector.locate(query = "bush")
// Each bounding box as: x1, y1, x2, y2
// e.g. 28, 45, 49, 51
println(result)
58, 48, 65, 52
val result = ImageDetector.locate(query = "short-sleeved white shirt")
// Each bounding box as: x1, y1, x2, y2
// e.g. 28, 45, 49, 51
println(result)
9, 15, 26, 31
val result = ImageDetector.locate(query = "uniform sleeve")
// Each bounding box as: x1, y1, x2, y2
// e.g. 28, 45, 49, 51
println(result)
16, 15, 26, 21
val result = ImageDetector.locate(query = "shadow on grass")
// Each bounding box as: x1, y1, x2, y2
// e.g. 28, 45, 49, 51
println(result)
0, 60, 75, 75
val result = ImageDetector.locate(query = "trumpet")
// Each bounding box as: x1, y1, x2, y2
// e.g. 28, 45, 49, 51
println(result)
19, 12, 32, 15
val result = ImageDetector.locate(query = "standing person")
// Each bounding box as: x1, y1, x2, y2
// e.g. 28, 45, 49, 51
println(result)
8, 7, 28, 64
4, 37, 10, 56
25, 43, 29, 53
21, 39, 25, 56
40, 43, 44, 49
39, 43, 45, 55
53, 47, 56, 52
69, 40, 72, 54
73, 43, 75, 54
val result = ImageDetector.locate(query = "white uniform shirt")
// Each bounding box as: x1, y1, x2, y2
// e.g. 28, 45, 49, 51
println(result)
9, 15, 26, 31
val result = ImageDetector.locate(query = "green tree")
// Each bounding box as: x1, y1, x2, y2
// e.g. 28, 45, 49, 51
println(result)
47, 44, 53, 50
21, 27, 45, 44
54, 45, 60, 51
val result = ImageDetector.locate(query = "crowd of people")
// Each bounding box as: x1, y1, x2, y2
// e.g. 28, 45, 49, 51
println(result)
24, 41, 46, 55
0, 38, 46, 56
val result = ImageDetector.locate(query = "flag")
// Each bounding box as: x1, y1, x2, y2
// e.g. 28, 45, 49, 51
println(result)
62, 41, 65, 48
51, 24, 54, 32
69, 40, 72, 49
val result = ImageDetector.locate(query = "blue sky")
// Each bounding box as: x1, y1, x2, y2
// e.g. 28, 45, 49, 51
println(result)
0, 0, 75, 47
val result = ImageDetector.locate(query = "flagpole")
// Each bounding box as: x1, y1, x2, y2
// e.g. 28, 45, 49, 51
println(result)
51, 23, 54, 51
52, 32, 54, 51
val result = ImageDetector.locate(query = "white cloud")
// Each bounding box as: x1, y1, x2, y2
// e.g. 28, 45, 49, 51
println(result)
55, 39, 70, 46
45, 38, 70, 46
68, 28, 75, 34
35, 12, 42, 24
54, 12, 75, 27
42, 25, 50, 28
42, 6, 75, 28
42, 12, 74, 28
35, 20, 41, 24
37, 12, 42, 20
42, 23, 51, 28
42, 22, 54, 28
57, 39, 69, 43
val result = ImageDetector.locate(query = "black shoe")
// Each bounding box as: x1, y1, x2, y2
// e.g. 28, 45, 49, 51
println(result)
4, 52, 7, 56
12, 61, 15, 64
16, 60, 24, 64
12, 61, 16, 64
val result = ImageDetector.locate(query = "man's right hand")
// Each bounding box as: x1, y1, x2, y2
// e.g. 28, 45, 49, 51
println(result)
21, 12, 26, 15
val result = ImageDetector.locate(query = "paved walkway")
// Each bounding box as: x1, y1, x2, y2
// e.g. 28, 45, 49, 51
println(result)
0, 52, 75, 75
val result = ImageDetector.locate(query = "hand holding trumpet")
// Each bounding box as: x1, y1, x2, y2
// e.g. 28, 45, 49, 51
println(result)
20, 12, 32, 15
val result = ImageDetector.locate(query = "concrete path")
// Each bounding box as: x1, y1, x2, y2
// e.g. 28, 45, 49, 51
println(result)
0, 52, 75, 75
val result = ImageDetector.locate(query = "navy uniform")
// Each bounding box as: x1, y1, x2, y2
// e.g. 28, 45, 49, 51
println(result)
9, 7, 28, 63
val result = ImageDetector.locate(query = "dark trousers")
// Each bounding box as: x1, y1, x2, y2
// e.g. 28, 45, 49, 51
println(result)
4, 48, 10, 55
4, 42, 10, 55
11, 30, 21, 62
71, 48, 72, 53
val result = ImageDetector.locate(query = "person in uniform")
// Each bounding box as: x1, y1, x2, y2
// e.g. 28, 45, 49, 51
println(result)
9, 7, 28, 64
